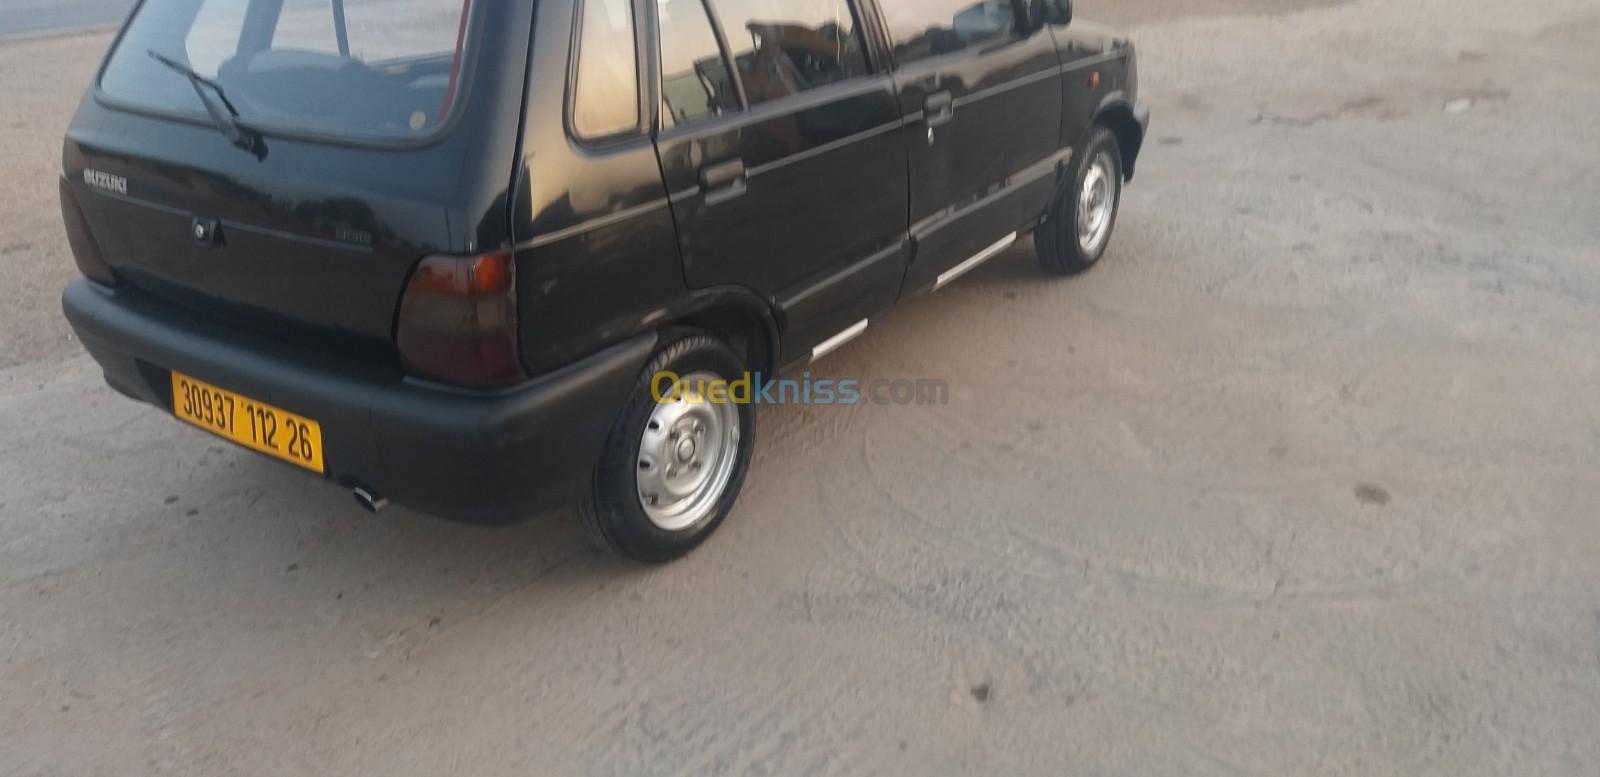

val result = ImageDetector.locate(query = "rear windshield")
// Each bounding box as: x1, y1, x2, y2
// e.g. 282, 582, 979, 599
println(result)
100, 0, 476, 143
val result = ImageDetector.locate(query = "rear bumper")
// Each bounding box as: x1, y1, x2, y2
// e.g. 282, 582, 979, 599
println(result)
63, 279, 655, 523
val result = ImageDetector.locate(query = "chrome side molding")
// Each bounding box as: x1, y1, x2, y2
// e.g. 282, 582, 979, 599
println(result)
934, 231, 1018, 291
811, 319, 870, 363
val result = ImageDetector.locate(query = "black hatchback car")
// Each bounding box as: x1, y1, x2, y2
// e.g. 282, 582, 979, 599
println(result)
61, 0, 1147, 561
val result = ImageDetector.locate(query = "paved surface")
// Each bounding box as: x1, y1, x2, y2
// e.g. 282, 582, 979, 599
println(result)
0, 0, 134, 40
3, 0, 1600, 775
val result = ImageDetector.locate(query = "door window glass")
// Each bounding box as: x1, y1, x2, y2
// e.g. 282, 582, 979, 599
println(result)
574, 0, 641, 138
880, 0, 1017, 65
708, 0, 868, 107
658, 0, 742, 127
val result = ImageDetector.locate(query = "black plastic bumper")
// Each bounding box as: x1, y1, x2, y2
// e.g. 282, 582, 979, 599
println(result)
62, 280, 656, 523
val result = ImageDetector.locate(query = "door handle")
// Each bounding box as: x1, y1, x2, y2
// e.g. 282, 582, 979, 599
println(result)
700, 158, 747, 205
923, 91, 955, 128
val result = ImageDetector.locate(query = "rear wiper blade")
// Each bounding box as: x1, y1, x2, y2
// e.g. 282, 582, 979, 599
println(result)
147, 50, 265, 158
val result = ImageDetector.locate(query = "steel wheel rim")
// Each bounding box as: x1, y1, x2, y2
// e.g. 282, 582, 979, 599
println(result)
636, 371, 741, 532
1077, 151, 1116, 255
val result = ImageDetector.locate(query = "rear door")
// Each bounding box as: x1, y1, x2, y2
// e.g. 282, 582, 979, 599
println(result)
876, 0, 1063, 293
651, 0, 909, 364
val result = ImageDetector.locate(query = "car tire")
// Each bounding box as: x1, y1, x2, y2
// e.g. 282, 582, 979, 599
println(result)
579, 333, 756, 564
1037, 125, 1124, 275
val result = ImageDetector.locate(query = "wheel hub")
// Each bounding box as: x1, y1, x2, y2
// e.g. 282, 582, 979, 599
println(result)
636, 372, 741, 532
1077, 151, 1117, 255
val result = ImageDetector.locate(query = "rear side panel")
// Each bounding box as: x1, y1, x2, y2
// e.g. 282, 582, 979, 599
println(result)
509, 0, 688, 375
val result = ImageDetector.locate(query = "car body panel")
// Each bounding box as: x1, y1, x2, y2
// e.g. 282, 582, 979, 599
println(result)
60, 0, 532, 356
57, 0, 1147, 522
891, 18, 1063, 294
508, 0, 687, 374
64, 278, 654, 522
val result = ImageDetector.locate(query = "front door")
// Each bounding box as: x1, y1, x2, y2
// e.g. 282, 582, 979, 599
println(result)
652, 0, 910, 364
879, 0, 1064, 293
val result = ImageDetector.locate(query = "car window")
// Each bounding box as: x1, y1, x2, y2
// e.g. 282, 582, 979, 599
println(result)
880, 0, 1018, 66
573, 0, 641, 138
186, 0, 248, 73
657, 0, 742, 127
271, 0, 469, 62
101, 0, 478, 142
707, 0, 868, 107
269, 0, 344, 57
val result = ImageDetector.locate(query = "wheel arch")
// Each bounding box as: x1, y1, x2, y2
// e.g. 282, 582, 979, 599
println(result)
658, 287, 782, 381
1092, 96, 1145, 182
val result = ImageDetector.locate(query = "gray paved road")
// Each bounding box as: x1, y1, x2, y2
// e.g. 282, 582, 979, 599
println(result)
0, 0, 134, 39
3, 0, 1599, 775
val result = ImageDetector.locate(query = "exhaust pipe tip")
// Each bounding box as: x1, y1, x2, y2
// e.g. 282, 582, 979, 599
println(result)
352, 486, 390, 514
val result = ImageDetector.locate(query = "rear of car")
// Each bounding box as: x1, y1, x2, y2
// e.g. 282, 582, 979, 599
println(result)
60, 0, 651, 521
60, 0, 1149, 562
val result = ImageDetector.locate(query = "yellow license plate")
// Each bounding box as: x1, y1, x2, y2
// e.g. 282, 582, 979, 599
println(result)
170, 371, 325, 474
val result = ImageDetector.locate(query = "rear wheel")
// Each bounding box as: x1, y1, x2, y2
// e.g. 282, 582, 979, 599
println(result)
1037, 125, 1123, 275
580, 334, 756, 563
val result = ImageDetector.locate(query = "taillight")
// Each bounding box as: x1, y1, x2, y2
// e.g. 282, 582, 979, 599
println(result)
396, 250, 526, 388
59, 178, 116, 286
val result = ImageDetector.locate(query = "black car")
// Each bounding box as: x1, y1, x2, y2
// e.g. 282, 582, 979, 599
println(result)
60, 0, 1147, 562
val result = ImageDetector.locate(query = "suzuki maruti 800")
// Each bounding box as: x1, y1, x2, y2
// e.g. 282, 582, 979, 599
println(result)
61, 0, 1147, 561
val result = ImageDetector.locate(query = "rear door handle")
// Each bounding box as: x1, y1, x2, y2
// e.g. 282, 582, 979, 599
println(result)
923, 91, 955, 128
700, 158, 747, 205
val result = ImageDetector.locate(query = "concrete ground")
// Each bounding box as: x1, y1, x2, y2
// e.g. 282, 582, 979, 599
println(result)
3, 0, 1599, 774
0, 1, 135, 42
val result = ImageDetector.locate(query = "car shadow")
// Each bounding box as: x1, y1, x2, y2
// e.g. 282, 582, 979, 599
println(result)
192, 233, 1076, 605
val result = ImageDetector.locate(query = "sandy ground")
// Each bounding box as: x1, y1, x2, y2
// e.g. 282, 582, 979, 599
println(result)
3, 0, 1600, 774
0, 1, 134, 42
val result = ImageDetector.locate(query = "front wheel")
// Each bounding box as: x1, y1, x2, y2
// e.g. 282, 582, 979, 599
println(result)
580, 333, 756, 563
1037, 125, 1123, 275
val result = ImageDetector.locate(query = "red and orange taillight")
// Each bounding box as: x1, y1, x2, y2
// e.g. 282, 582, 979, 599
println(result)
396, 250, 526, 388
59, 178, 116, 285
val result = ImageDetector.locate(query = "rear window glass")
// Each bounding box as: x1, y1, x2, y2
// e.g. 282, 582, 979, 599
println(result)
100, 0, 477, 142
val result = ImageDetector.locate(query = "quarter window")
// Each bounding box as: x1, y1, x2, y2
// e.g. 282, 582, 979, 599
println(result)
573, 0, 642, 138
880, 0, 1018, 65
657, 0, 742, 127
707, 0, 869, 107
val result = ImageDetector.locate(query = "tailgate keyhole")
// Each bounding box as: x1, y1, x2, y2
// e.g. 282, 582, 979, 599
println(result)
192, 218, 222, 247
